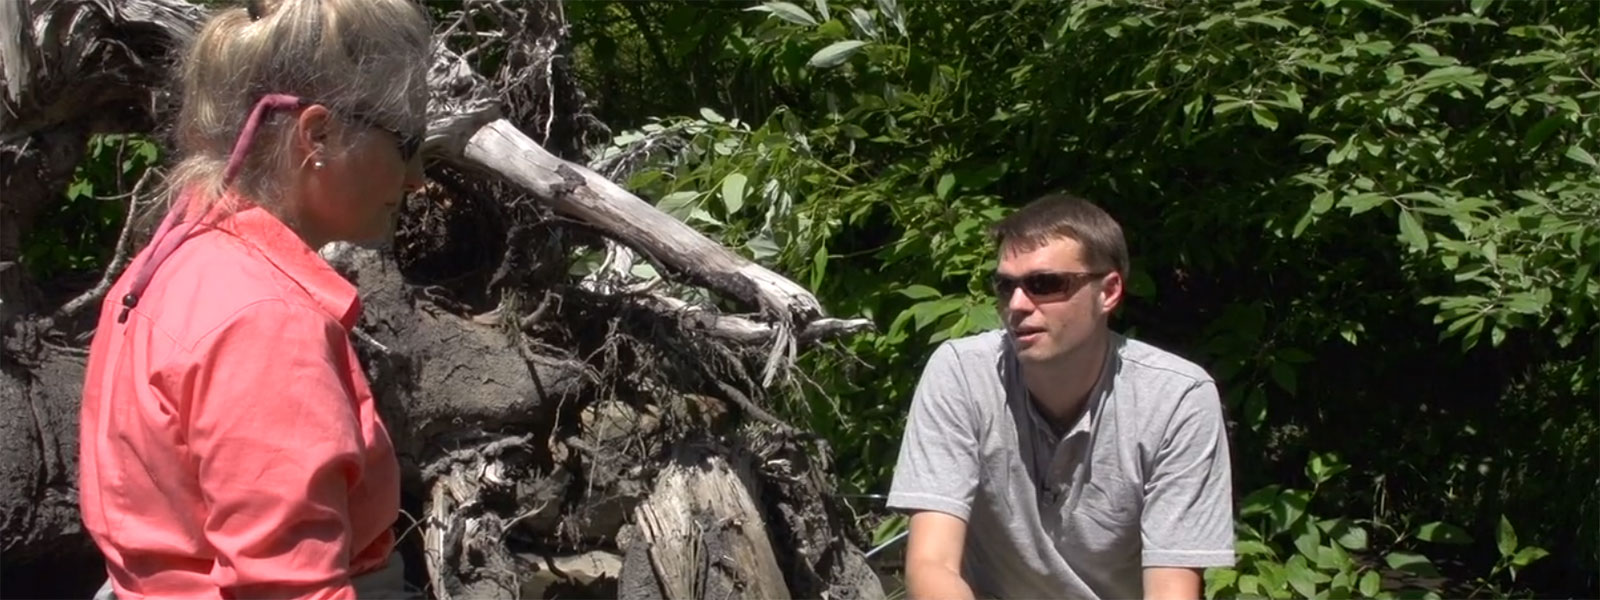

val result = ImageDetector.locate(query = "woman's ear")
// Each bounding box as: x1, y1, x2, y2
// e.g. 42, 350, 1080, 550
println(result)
294, 104, 333, 162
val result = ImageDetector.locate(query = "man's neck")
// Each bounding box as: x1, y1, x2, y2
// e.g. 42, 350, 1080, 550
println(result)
1022, 332, 1111, 429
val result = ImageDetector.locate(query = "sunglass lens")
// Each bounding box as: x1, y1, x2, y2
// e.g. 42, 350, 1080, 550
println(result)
1021, 273, 1070, 296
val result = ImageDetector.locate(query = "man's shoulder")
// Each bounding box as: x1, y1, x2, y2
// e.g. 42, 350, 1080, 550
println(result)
916, 328, 1011, 411
1115, 335, 1214, 388
935, 328, 1010, 363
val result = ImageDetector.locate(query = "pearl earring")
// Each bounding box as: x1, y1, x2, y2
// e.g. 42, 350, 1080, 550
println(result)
313, 159, 324, 170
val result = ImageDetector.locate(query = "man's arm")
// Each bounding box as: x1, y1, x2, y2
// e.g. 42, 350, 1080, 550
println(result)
1143, 567, 1203, 600
887, 342, 984, 600
1140, 380, 1235, 599
904, 511, 975, 600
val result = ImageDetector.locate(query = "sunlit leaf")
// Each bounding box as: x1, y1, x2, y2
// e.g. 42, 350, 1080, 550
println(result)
746, 1, 818, 26
809, 40, 869, 68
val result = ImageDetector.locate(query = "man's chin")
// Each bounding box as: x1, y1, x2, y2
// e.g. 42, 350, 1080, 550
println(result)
1013, 341, 1057, 364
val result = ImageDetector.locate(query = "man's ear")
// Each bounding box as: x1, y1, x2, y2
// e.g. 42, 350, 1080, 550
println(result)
1100, 271, 1125, 313
293, 104, 333, 160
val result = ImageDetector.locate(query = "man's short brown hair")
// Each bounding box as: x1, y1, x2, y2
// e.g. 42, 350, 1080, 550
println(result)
989, 193, 1130, 277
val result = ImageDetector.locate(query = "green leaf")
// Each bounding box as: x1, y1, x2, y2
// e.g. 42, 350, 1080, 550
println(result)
1214, 100, 1249, 115
1398, 210, 1428, 251
1240, 485, 1282, 517
1242, 14, 1296, 30
1511, 546, 1550, 568
1329, 521, 1369, 551
1415, 522, 1473, 545
1523, 116, 1566, 149
657, 191, 700, 220
746, 1, 818, 26
699, 107, 726, 123
910, 297, 965, 330
966, 302, 1002, 332
809, 40, 868, 68
1307, 452, 1349, 485
846, 7, 879, 39
1339, 193, 1388, 215
1396, 191, 1443, 205
1237, 539, 1279, 558
1251, 105, 1280, 131
1239, 574, 1261, 596
899, 284, 941, 300
1384, 552, 1440, 578
1565, 145, 1597, 168
810, 244, 828, 291
1359, 571, 1381, 597
1497, 516, 1518, 557
1245, 389, 1268, 431
936, 173, 956, 199
1272, 489, 1311, 533
1270, 361, 1297, 394
812, 0, 829, 22
1287, 555, 1318, 598
1280, 88, 1304, 112
1293, 519, 1323, 560
720, 173, 748, 215
745, 234, 780, 260
1206, 568, 1239, 599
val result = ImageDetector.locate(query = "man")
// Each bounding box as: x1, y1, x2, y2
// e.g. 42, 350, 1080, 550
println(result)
888, 193, 1235, 600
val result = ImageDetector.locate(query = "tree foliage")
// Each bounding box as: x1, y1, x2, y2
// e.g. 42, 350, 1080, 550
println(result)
563, 0, 1598, 596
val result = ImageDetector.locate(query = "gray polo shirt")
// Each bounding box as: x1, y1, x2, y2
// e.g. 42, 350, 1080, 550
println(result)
888, 330, 1235, 600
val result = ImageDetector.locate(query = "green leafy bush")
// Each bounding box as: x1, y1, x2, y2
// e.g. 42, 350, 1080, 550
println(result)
574, 2, 1596, 594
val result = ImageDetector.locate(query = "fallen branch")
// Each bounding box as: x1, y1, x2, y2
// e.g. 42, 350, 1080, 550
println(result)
457, 119, 826, 325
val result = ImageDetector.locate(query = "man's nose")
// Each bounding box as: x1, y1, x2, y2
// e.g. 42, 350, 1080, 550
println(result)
1005, 287, 1034, 314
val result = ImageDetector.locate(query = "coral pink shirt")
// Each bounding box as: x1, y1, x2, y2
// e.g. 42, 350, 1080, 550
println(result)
79, 205, 399, 599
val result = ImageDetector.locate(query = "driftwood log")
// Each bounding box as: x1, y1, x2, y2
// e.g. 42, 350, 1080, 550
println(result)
0, 1, 880, 598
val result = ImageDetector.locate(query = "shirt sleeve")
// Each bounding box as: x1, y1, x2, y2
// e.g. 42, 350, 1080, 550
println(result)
157, 299, 363, 599
1140, 379, 1236, 568
887, 342, 983, 521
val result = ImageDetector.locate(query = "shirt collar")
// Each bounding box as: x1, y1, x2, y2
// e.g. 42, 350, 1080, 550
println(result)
1011, 332, 1122, 440
215, 206, 362, 330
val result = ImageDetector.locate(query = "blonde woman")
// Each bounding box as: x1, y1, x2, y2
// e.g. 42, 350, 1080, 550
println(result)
78, 0, 431, 597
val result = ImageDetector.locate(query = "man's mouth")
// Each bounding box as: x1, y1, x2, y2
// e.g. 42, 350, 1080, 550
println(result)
1011, 325, 1046, 342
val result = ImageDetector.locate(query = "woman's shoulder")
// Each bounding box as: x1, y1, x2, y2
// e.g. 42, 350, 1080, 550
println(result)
134, 229, 335, 349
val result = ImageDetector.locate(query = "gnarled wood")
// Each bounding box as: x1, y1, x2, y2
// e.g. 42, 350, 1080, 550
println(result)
623, 446, 791, 600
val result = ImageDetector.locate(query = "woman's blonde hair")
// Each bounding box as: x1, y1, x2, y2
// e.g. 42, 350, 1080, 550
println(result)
163, 0, 431, 216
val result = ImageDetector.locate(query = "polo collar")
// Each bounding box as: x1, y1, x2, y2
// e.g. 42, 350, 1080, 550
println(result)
1014, 333, 1122, 441
215, 206, 362, 330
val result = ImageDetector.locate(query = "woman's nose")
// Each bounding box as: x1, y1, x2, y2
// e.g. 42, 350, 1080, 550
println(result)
403, 159, 426, 193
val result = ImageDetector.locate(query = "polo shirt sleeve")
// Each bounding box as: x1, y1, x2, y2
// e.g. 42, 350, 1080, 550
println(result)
1141, 379, 1236, 568
156, 299, 362, 599
887, 342, 982, 521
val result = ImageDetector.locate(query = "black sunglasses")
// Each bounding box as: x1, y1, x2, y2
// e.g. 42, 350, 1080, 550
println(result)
347, 112, 423, 162
991, 270, 1109, 300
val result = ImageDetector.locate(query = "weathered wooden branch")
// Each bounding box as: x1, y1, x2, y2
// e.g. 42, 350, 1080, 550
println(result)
456, 119, 827, 326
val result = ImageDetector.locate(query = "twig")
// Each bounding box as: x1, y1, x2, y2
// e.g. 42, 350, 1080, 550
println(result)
710, 380, 807, 440
351, 327, 391, 354
48, 168, 157, 325
518, 290, 558, 331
